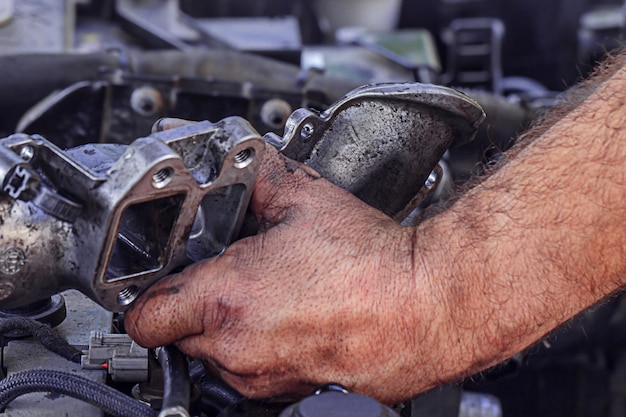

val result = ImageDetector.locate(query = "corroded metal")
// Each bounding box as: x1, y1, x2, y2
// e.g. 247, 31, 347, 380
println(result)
267, 83, 485, 216
0, 118, 263, 311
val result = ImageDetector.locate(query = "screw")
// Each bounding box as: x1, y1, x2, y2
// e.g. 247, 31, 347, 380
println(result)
425, 171, 438, 188
300, 122, 315, 140
19, 146, 34, 162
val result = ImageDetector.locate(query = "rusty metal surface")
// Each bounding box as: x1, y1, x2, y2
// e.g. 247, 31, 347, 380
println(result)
0, 118, 263, 311
270, 83, 485, 216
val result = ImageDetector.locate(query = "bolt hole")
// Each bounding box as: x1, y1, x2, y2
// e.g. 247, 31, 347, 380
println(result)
117, 285, 139, 306
130, 87, 162, 117
139, 100, 155, 114
270, 113, 284, 126
260, 99, 292, 129
152, 167, 173, 188
233, 148, 255, 169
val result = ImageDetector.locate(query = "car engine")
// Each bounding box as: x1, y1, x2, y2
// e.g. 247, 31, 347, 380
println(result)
0, 0, 624, 416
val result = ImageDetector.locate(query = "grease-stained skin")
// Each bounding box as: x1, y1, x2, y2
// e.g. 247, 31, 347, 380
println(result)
126, 52, 626, 404
127, 145, 414, 402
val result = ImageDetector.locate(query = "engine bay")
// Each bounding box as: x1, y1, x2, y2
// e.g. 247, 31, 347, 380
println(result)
0, 1, 625, 416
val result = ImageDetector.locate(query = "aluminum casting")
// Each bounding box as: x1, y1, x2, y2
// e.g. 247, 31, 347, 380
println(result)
265, 83, 485, 217
0, 118, 263, 311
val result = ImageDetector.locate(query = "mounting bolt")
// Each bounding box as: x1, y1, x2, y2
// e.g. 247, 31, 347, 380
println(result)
300, 122, 315, 140
425, 171, 438, 188
19, 146, 34, 162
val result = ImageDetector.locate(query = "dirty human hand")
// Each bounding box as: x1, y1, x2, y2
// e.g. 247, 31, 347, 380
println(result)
127, 53, 626, 404
125, 144, 435, 403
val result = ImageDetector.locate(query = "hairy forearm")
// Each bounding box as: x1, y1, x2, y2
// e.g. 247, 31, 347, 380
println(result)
408, 54, 626, 391
126, 53, 625, 405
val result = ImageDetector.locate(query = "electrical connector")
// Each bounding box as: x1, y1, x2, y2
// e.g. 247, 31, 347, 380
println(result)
81, 331, 148, 382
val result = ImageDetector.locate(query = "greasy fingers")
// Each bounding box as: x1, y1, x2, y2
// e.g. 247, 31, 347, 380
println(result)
249, 145, 322, 228
125, 146, 323, 348
123, 141, 421, 403
125, 261, 220, 348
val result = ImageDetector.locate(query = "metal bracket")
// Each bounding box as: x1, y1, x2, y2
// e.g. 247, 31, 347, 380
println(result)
266, 83, 485, 216
0, 117, 264, 311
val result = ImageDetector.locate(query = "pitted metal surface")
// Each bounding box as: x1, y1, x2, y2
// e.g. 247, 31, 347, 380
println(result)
0, 118, 263, 311
267, 83, 485, 216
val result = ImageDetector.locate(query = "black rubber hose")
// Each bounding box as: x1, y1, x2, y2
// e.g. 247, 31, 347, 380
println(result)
157, 345, 191, 413
0, 318, 81, 363
0, 369, 157, 417
197, 380, 243, 410
189, 360, 243, 412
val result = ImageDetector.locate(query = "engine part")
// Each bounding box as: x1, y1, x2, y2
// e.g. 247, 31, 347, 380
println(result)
265, 83, 484, 217
577, 6, 626, 70
0, 82, 483, 312
156, 345, 191, 417
0, 369, 157, 417
189, 360, 243, 414
0, 0, 74, 56
279, 390, 399, 417
116, 0, 199, 51
442, 18, 505, 94
82, 332, 149, 382
189, 16, 302, 61
8, 50, 360, 148
352, 29, 442, 83
116, 0, 305, 64
0, 290, 112, 416
0, 117, 264, 311
0, 317, 81, 363
0, 295, 67, 333
0, 2, 622, 417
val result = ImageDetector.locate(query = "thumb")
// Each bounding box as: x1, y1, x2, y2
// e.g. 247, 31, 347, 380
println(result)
126, 146, 323, 347
124, 259, 229, 348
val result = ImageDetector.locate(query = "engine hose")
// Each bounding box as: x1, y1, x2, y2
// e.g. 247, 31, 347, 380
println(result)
189, 360, 243, 412
196, 375, 243, 411
0, 369, 157, 417
157, 345, 191, 416
0, 318, 82, 363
